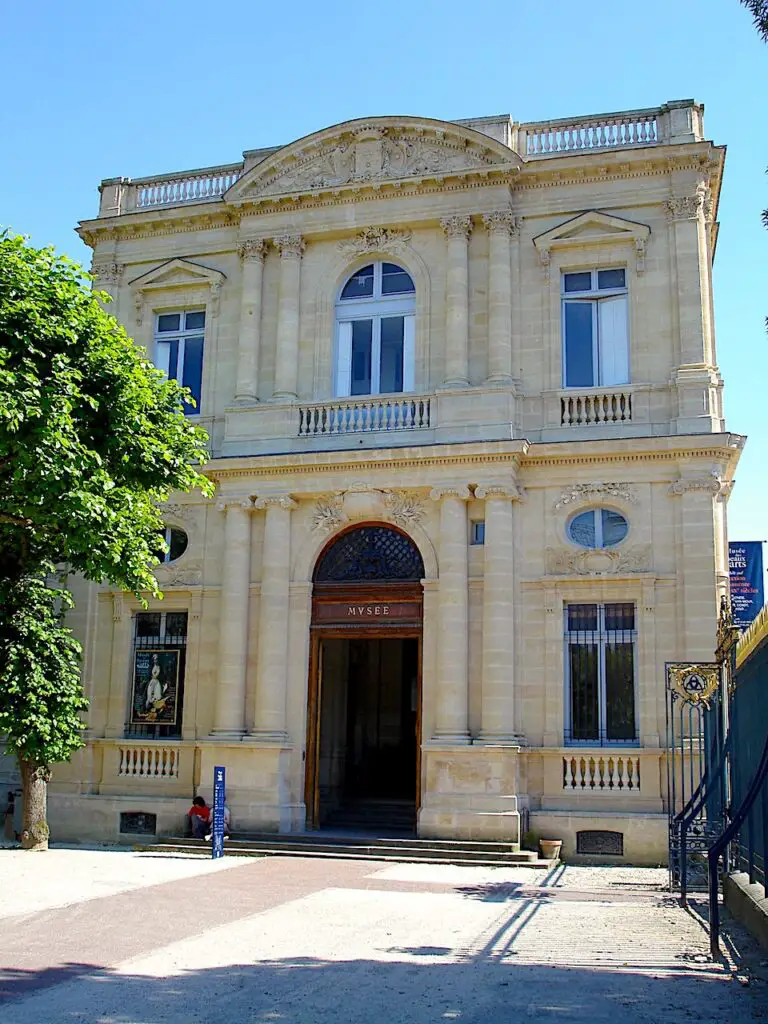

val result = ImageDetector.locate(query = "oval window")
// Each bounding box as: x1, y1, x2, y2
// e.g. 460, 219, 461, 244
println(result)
155, 526, 188, 563
568, 509, 628, 549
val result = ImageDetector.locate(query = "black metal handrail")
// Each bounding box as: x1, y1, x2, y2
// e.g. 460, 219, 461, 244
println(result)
708, 728, 768, 956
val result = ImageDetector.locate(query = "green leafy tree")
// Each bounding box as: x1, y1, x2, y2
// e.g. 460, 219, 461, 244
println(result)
0, 234, 213, 849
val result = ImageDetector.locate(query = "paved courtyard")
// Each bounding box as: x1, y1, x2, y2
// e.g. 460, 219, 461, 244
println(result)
0, 847, 766, 1023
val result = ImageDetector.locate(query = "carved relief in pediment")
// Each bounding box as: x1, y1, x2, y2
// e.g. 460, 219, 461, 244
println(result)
229, 122, 517, 202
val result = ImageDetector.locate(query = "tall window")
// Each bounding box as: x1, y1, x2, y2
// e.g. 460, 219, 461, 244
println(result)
154, 310, 205, 414
561, 269, 628, 388
126, 611, 188, 739
565, 603, 637, 745
335, 262, 415, 396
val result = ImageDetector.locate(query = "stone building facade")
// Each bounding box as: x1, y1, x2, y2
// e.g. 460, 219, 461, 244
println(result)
44, 100, 742, 862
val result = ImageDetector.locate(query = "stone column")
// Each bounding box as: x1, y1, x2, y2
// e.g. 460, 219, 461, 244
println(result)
440, 216, 472, 387
476, 483, 522, 741
251, 494, 297, 742
272, 234, 305, 400
211, 499, 253, 736
665, 188, 710, 367
430, 484, 471, 742
234, 239, 267, 403
482, 211, 517, 385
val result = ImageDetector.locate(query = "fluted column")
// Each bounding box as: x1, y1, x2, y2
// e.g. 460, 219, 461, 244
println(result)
482, 211, 517, 385
251, 494, 297, 742
272, 234, 305, 400
475, 483, 523, 741
430, 484, 471, 742
234, 239, 267, 403
212, 499, 253, 736
440, 216, 472, 387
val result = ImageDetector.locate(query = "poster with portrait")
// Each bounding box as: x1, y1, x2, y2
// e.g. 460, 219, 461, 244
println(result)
130, 649, 180, 726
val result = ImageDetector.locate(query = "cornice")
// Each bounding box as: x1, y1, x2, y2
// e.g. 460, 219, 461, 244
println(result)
203, 435, 742, 483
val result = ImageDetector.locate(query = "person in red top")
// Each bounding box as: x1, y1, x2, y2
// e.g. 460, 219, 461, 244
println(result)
187, 796, 210, 839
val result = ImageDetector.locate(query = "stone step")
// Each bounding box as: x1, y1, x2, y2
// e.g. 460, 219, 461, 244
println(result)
233, 831, 533, 855
144, 835, 554, 869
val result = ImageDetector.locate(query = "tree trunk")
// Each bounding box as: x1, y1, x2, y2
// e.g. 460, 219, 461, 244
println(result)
18, 757, 51, 851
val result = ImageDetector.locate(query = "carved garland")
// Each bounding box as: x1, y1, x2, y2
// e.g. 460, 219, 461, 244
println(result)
554, 482, 638, 510
337, 227, 412, 257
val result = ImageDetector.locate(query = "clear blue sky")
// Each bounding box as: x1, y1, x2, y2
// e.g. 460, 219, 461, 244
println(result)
1, 1, 766, 546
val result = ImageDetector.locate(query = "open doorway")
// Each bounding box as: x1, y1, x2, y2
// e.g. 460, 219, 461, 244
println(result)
316, 636, 419, 833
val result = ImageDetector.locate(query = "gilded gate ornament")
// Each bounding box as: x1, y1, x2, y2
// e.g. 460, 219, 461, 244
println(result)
666, 663, 721, 707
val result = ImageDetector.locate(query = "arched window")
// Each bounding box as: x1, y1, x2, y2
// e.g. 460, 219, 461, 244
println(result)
335, 262, 415, 397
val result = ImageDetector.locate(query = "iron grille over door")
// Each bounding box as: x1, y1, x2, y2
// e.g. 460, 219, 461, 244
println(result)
314, 525, 424, 583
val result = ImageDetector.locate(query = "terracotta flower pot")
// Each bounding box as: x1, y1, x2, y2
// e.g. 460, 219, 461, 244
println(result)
540, 839, 562, 861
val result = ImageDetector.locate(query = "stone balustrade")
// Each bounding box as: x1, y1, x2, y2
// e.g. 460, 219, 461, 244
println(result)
563, 754, 641, 792
560, 388, 634, 426
118, 743, 180, 779
95, 101, 704, 215
298, 396, 432, 437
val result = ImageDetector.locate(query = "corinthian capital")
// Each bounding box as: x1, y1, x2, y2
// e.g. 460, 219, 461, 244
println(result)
482, 210, 519, 236
440, 215, 473, 240
273, 234, 306, 258
664, 190, 706, 222
239, 239, 268, 263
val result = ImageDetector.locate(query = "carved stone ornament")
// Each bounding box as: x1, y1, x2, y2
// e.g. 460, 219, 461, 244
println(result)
383, 490, 426, 528
111, 592, 124, 622
545, 544, 651, 576
254, 494, 298, 511
482, 210, 519, 236
430, 484, 471, 501
159, 502, 197, 525
238, 239, 268, 262
311, 494, 347, 534
91, 262, 124, 286
337, 227, 413, 258
538, 247, 551, 280
668, 474, 723, 497
235, 125, 510, 200
664, 187, 706, 222
154, 563, 203, 588
475, 483, 525, 502
554, 482, 638, 510
634, 237, 646, 274
440, 215, 473, 240
273, 234, 306, 259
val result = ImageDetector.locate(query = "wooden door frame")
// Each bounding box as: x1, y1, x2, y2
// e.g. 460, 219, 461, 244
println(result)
304, 625, 423, 830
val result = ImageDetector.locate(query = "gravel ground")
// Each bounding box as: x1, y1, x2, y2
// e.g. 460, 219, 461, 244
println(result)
0, 850, 766, 1023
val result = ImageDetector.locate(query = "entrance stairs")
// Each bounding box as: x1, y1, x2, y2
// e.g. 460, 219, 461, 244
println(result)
143, 830, 554, 868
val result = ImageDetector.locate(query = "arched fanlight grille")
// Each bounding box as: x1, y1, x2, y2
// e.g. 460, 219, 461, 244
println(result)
313, 525, 424, 583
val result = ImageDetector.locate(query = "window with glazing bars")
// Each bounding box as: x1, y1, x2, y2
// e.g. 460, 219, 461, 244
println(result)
154, 311, 205, 414
126, 611, 188, 739
564, 603, 637, 745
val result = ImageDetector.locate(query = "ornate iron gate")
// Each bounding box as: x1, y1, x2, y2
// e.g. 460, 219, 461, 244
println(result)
666, 600, 740, 899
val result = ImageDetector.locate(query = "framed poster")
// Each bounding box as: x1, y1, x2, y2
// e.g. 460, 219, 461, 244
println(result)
130, 649, 180, 726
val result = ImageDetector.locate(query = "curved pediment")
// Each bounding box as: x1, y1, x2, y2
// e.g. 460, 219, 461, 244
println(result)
226, 116, 520, 204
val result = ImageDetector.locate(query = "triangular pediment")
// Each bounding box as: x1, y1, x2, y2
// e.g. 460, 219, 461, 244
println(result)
226, 117, 520, 203
129, 258, 226, 292
533, 211, 650, 253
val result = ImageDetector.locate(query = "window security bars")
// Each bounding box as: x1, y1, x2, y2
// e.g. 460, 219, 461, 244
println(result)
126, 611, 188, 739
565, 603, 637, 745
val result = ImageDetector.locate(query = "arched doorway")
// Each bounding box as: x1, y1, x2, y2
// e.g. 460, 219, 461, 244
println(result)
305, 524, 424, 833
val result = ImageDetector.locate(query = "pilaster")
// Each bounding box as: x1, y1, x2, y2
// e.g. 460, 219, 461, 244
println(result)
211, 498, 254, 737
234, 239, 267, 404
440, 216, 472, 387
482, 211, 517, 385
272, 235, 306, 400
429, 483, 471, 742
250, 494, 297, 743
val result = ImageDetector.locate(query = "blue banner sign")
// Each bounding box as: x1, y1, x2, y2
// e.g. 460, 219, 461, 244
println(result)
729, 541, 764, 631
211, 765, 226, 860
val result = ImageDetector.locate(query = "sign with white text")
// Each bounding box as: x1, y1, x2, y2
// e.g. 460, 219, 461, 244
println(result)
729, 541, 764, 631
211, 766, 226, 860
